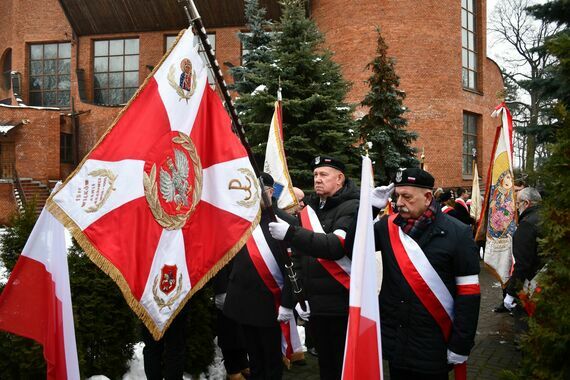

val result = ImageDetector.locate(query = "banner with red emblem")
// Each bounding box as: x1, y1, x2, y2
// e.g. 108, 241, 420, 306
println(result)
47, 29, 260, 339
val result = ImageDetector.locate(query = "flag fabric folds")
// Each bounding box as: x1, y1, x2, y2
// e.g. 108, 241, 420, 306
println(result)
0, 206, 80, 380
47, 29, 260, 339
470, 161, 482, 223
263, 94, 298, 210
342, 156, 383, 380
476, 103, 517, 285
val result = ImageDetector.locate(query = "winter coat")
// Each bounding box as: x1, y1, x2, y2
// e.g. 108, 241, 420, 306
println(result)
505, 205, 542, 297
283, 179, 359, 316
374, 208, 481, 374
223, 212, 294, 327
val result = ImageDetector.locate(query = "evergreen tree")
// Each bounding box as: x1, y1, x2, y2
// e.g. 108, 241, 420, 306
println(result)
502, 2, 570, 379
67, 241, 138, 378
0, 199, 37, 272
357, 28, 418, 183
184, 287, 215, 377
233, 0, 359, 189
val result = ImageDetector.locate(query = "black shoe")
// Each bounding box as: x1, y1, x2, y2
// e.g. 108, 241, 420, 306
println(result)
493, 303, 509, 313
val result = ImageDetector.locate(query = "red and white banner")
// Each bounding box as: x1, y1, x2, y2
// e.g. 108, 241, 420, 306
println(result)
299, 206, 351, 289
263, 90, 298, 211
0, 206, 80, 380
47, 29, 260, 339
342, 156, 383, 380
246, 224, 303, 364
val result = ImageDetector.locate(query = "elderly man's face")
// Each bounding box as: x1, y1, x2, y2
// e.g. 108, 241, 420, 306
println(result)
314, 166, 344, 198
395, 186, 433, 219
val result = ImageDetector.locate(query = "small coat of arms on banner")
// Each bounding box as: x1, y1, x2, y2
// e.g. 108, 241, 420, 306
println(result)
143, 131, 202, 230
228, 168, 259, 208
167, 58, 197, 102
153, 264, 183, 310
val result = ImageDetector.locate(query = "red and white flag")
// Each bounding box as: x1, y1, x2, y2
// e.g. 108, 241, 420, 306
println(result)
0, 206, 80, 380
47, 29, 260, 339
342, 156, 383, 380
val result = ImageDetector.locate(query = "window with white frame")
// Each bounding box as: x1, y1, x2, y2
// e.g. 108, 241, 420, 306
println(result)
462, 0, 478, 90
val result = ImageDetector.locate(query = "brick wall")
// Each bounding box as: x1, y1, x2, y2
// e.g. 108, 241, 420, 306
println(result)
0, 182, 16, 225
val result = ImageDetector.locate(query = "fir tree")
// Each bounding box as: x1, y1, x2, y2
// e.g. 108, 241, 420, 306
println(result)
502, 2, 570, 379
0, 199, 37, 272
184, 286, 215, 377
233, 0, 359, 189
358, 28, 418, 183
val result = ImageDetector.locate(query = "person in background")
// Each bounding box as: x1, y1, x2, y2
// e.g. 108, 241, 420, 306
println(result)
454, 187, 474, 225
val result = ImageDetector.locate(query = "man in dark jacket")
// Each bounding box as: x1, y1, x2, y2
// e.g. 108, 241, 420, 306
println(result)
503, 187, 542, 312
224, 174, 294, 380
371, 168, 481, 380
453, 187, 474, 225
268, 156, 359, 380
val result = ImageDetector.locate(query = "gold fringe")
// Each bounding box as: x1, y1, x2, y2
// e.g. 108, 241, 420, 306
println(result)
483, 262, 507, 288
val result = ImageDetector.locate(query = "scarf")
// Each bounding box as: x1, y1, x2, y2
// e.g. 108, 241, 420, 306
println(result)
393, 199, 438, 241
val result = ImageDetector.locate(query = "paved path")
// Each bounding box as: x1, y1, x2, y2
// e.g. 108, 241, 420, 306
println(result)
283, 261, 521, 379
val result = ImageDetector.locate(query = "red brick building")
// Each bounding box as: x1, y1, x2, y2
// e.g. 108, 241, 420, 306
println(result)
0, 0, 502, 223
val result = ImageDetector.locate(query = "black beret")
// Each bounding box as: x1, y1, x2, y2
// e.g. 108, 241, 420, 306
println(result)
393, 168, 434, 189
311, 156, 345, 173
259, 172, 274, 188
439, 191, 452, 203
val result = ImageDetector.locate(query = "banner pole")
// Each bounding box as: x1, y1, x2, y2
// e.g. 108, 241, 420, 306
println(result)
180, 0, 306, 306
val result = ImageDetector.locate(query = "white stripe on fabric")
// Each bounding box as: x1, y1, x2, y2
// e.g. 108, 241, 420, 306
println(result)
140, 229, 192, 330
251, 226, 283, 288
455, 275, 479, 285
52, 159, 146, 231
398, 228, 454, 320
333, 229, 347, 239
304, 206, 351, 275
200, 156, 260, 222
154, 28, 208, 136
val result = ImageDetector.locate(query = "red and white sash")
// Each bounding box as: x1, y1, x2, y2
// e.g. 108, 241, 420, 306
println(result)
299, 206, 351, 289
246, 225, 303, 362
387, 215, 480, 340
455, 198, 469, 213
441, 205, 453, 214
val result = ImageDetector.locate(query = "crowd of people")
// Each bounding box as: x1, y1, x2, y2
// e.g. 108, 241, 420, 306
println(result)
142, 155, 542, 380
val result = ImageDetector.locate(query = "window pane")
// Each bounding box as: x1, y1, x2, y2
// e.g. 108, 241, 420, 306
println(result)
462, 0, 467, 9
109, 72, 123, 87
44, 59, 57, 74
30, 61, 43, 75
469, 52, 476, 69
94, 73, 108, 88
468, 32, 475, 50
44, 44, 58, 59
44, 91, 56, 105
109, 40, 124, 55
45, 75, 57, 90
94, 89, 108, 104
467, 0, 474, 12
58, 92, 70, 106
462, 69, 469, 87
462, 48, 468, 67
59, 43, 71, 58
462, 29, 468, 47
109, 88, 122, 103
124, 88, 136, 102
124, 71, 138, 87
58, 58, 71, 74
468, 13, 474, 31
29, 91, 42, 105
166, 36, 177, 51
30, 76, 42, 90
469, 71, 476, 87
109, 56, 123, 72
461, 10, 467, 28
94, 57, 108, 73
94, 40, 108, 56
30, 45, 43, 60
58, 75, 71, 90
124, 55, 138, 71
125, 39, 139, 54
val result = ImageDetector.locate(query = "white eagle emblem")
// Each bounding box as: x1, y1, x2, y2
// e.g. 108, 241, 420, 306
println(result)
160, 149, 191, 210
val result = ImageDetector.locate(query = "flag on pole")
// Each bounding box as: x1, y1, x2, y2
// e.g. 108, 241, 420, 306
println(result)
470, 161, 482, 223
46, 29, 260, 339
342, 155, 383, 380
263, 90, 298, 210
476, 102, 517, 285
0, 205, 80, 380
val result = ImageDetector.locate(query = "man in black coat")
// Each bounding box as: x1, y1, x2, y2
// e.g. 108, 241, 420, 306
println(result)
453, 187, 474, 225
503, 187, 542, 314
371, 168, 481, 380
268, 156, 359, 380
223, 174, 294, 380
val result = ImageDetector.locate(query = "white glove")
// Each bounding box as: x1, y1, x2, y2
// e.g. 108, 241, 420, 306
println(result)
447, 349, 468, 364
268, 219, 291, 241
277, 306, 294, 322
371, 183, 395, 209
504, 294, 517, 311
215, 293, 226, 310
295, 301, 311, 321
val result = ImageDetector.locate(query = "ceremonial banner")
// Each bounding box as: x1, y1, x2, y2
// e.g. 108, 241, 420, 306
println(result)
470, 161, 482, 223
263, 91, 298, 210
0, 205, 80, 380
342, 156, 382, 380
47, 29, 260, 339
476, 103, 516, 285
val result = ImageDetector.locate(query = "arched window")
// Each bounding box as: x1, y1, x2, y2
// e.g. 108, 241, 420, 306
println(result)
0, 48, 12, 102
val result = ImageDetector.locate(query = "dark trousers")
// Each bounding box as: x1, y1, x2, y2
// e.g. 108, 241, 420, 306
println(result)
389, 363, 449, 380
242, 323, 283, 380
142, 311, 187, 380
310, 315, 349, 380
216, 310, 249, 374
